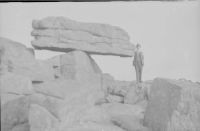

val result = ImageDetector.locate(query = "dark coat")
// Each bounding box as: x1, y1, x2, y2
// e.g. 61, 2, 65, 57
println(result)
133, 51, 144, 68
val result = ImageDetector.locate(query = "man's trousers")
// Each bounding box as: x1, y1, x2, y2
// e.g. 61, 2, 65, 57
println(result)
135, 64, 143, 83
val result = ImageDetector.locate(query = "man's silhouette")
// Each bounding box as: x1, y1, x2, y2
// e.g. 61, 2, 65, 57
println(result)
133, 43, 144, 84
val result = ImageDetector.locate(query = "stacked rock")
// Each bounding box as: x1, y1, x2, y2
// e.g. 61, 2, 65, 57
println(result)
31, 16, 135, 57
2, 17, 200, 131
2, 17, 150, 131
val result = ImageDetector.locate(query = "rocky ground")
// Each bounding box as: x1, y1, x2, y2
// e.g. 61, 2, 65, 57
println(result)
1, 17, 200, 131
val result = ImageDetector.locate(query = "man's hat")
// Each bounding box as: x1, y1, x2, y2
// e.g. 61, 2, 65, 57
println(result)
136, 43, 141, 48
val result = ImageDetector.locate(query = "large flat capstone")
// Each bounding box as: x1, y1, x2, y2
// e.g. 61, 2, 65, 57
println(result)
31, 17, 135, 57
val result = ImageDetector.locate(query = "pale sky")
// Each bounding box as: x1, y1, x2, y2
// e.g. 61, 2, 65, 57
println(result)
0, 2, 200, 82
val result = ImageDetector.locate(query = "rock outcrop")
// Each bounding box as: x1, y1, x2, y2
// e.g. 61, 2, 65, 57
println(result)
2, 16, 200, 131
1, 72, 34, 105
0, 37, 55, 82
1, 18, 137, 131
1, 73, 33, 94
11, 123, 30, 131
32, 17, 129, 40
31, 17, 135, 57
124, 82, 150, 105
45, 51, 102, 84
1, 97, 30, 131
29, 104, 59, 131
144, 78, 200, 131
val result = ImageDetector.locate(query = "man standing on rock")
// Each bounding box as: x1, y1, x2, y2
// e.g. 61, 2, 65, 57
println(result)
133, 43, 144, 85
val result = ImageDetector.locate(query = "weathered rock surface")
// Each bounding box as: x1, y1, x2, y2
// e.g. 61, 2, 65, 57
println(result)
59, 102, 145, 131
144, 78, 181, 131
30, 93, 64, 120
124, 82, 150, 105
1, 72, 33, 95
0, 37, 55, 81
60, 51, 102, 82
106, 95, 124, 103
32, 29, 130, 45
62, 122, 126, 131
144, 78, 200, 131
31, 78, 105, 121
111, 115, 148, 131
102, 74, 131, 97
29, 104, 59, 131
166, 79, 200, 131
101, 103, 145, 120
0, 37, 35, 67
0, 37, 103, 84
33, 78, 103, 100
33, 79, 80, 99
58, 87, 105, 122
1, 96, 30, 131
1, 93, 22, 106
99, 103, 147, 131
31, 17, 135, 57
31, 36, 134, 57
11, 123, 30, 131
43, 51, 102, 85
32, 16, 129, 40
79, 106, 111, 124
1, 72, 34, 105
4, 22, 200, 131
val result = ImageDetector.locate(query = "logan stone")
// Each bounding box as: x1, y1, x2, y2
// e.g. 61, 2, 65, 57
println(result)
32, 16, 129, 40
31, 17, 135, 57
32, 29, 129, 45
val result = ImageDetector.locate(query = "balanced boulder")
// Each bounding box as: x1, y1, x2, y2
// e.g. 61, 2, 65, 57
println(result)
31, 17, 135, 57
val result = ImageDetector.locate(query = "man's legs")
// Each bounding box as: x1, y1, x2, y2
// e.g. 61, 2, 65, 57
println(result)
135, 65, 140, 84
139, 66, 143, 83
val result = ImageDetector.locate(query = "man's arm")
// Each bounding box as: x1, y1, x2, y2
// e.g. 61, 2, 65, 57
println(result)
133, 59, 135, 66
140, 52, 144, 66
132, 52, 136, 66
